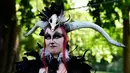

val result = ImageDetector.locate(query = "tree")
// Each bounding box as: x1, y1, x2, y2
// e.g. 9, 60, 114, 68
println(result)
88, 0, 130, 73
0, 0, 17, 73
122, 1, 130, 73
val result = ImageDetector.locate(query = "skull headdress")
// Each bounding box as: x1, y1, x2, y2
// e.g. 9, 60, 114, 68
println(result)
25, 2, 125, 48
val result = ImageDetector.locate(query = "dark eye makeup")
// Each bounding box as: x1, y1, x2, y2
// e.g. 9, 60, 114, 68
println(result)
53, 32, 63, 39
44, 32, 63, 40
44, 33, 51, 40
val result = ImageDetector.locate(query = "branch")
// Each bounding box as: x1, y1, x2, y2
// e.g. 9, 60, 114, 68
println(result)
65, 0, 119, 11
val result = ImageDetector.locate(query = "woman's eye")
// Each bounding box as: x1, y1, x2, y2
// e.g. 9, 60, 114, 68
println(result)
53, 34, 63, 39
54, 36, 60, 39
44, 34, 51, 40
45, 36, 51, 40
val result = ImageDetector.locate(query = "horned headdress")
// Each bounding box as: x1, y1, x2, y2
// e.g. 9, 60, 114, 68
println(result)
25, 2, 125, 48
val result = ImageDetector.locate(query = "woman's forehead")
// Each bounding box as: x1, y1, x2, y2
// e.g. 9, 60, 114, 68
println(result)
45, 27, 63, 34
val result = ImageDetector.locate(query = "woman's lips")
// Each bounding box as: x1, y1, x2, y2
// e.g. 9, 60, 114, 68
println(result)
50, 46, 56, 48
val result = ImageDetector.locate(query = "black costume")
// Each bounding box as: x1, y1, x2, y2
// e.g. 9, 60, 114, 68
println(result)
15, 49, 92, 73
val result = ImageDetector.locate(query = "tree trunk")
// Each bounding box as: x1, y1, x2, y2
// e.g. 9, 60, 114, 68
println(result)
122, 5, 130, 73
0, 0, 17, 73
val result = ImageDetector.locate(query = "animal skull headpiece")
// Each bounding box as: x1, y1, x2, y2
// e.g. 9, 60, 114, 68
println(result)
25, 2, 125, 48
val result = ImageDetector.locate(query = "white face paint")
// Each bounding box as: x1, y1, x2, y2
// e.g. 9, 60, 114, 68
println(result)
49, 14, 58, 31
44, 27, 64, 57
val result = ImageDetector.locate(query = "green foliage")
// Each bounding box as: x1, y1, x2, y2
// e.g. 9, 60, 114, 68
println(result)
16, 0, 42, 60
88, 0, 120, 28
86, 0, 123, 63
106, 58, 123, 72
66, 8, 123, 64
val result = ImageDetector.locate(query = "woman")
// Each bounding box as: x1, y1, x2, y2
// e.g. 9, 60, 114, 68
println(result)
38, 25, 92, 73
15, 2, 125, 73
39, 25, 69, 73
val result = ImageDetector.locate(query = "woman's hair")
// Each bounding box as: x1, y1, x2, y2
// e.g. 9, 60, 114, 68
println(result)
42, 25, 68, 68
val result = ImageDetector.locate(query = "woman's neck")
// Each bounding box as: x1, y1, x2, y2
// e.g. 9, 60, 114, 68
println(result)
53, 55, 58, 59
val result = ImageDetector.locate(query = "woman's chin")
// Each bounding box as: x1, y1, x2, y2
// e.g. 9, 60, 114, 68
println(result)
50, 48, 58, 53
50, 49, 61, 55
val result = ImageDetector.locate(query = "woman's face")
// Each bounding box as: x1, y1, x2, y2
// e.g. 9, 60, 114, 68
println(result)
44, 27, 64, 56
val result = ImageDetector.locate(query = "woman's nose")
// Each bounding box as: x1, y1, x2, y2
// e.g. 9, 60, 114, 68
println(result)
50, 42, 54, 45
50, 38, 54, 44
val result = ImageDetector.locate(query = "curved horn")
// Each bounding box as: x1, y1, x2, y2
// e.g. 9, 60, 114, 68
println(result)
65, 21, 125, 47
57, 14, 71, 26
63, 14, 71, 24
25, 21, 48, 36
